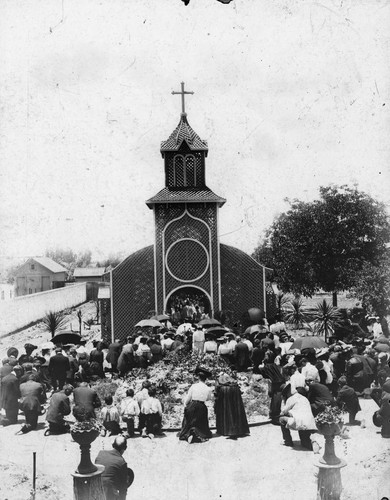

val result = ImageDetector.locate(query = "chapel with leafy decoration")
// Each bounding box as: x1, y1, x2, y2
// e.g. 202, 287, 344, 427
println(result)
100, 83, 275, 341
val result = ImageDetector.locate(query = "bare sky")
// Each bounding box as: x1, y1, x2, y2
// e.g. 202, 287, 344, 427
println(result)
1, 0, 389, 265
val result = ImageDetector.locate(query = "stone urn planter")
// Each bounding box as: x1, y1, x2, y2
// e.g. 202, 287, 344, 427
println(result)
71, 427, 100, 474
71, 405, 101, 475
315, 408, 344, 466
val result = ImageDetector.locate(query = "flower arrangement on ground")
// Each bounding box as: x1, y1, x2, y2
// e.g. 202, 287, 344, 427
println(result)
315, 404, 344, 430
93, 347, 269, 428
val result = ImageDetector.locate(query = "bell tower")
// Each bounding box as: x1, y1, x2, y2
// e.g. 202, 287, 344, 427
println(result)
146, 82, 226, 316
101, 82, 270, 342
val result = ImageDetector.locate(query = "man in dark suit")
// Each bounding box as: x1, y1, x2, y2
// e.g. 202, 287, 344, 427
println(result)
48, 348, 70, 391
336, 376, 361, 424
234, 337, 250, 372
0, 358, 13, 381
107, 339, 122, 373
45, 384, 73, 434
0, 358, 14, 405
66, 348, 79, 385
95, 436, 134, 500
306, 378, 335, 416
19, 375, 46, 431
1, 365, 23, 425
73, 382, 101, 418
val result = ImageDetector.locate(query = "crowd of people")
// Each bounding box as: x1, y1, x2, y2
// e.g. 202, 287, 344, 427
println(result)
251, 316, 390, 449
1, 310, 390, 498
167, 294, 209, 324
0, 326, 254, 443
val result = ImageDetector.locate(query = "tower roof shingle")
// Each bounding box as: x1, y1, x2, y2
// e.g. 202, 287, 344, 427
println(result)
160, 113, 208, 152
146, 187, 226, 208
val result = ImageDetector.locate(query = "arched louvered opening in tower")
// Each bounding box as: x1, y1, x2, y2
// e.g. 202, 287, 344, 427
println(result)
173, 155, 185, 187
166, 152, 205, 188
161, 110, 208, 188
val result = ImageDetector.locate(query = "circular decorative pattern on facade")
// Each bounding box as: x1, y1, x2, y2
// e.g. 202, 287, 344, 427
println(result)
166, 238, 209, 282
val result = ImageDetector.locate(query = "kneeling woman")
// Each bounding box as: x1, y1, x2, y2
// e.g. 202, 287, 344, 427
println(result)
179, 367, 213, 444
214, 373, 249, 439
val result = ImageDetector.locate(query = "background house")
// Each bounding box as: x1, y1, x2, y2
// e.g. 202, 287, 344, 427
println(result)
73, 267, 105, 283
15, 257, 68, 296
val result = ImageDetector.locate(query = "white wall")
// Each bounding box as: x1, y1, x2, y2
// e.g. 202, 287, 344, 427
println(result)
0, 282, 87, 335
0, 283, 15, 301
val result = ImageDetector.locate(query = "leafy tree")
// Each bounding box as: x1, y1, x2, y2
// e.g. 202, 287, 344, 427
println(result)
96, 253, 123, 269
350, 253, 390, 317
253, 185, 390, 306
75, 250, 92, 268
45, 248, 77, 269
5, 263, 21, 284
251, 240, 275, 271
45, 247, 93, 277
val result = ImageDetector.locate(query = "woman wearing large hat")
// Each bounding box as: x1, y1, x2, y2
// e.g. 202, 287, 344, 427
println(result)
178, 367, 213, 444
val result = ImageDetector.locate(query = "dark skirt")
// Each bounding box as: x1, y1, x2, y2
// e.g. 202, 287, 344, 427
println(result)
215, 385, 249, 437
269, 384, 283, 422
178, 401, 212, 441
145, 412, 162, 435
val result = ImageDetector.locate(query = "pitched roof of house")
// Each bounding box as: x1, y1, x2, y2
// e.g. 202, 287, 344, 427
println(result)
146, 187, 226, 208
31, 257, 68, 274
73, 267, 105, 278
160, 113, 208, 152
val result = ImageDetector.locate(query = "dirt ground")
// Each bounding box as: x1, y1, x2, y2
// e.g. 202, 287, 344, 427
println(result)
299, 292, 360, 310
1, 301, 390, 499
0, 301, 99, 352
0, 398, 389, 500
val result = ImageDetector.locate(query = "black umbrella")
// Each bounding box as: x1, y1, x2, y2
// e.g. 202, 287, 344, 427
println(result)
197, 318, 221, 328
135, 319, 163, 328
51, 331, 83, 345
151, 314, 170, 322
290, 336, 327, 350
206, 326, 229, 335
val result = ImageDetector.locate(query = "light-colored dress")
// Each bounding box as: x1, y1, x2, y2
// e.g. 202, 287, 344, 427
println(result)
184, 382, 212, 404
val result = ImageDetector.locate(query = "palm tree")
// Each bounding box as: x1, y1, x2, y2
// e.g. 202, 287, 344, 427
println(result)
309, 299, 343, 342
42, 310, 68, 338
283, 297, 311, 331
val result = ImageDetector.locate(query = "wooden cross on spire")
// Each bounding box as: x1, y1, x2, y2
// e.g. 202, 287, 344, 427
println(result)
172, 81, 194, 115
